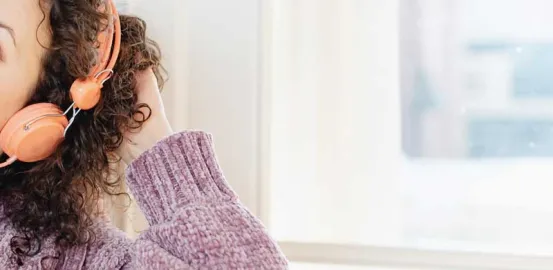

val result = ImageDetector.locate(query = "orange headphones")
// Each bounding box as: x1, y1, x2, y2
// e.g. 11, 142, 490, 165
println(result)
0, 0, 121, 168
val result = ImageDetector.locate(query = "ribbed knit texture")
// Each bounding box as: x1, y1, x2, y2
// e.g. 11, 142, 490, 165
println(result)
0, 131, 288, 269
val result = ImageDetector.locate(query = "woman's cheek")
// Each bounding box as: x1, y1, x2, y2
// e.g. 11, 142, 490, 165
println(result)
0, 67, 30, 130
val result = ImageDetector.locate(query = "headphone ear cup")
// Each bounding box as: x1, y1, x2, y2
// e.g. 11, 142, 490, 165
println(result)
70, 78, 102, 110
0, 103, 69, 163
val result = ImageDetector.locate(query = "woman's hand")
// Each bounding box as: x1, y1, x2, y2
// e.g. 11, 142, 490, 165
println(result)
117, 68, 173, 165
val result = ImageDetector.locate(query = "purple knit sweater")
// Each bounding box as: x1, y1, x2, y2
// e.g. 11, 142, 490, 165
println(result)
0, 131, 288, 269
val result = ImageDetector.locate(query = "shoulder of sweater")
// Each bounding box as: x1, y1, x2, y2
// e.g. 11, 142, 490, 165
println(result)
81, 220, 133, 270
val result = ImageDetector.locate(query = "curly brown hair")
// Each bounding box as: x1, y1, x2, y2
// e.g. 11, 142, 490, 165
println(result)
0, 0, 164, 262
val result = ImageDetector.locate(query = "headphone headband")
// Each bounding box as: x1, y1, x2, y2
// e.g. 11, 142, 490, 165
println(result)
69, 0, 121, 110
91, 0, 122, 81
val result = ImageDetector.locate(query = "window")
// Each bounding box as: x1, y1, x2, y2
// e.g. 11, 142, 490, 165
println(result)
402, 0, 553, 159
264, 0, 553, 268
398, 0, 553, 255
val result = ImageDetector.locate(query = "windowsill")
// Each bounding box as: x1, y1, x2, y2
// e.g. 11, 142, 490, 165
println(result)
291, 262, 421, 270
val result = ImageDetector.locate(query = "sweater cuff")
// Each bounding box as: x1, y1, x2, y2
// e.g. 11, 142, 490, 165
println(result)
125, 131, 238, 225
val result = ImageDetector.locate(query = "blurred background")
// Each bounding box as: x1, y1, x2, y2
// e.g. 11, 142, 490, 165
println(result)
112, 0, 553, 269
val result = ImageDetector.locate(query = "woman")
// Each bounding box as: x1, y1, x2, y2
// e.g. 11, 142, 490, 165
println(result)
0, 0, 288, 269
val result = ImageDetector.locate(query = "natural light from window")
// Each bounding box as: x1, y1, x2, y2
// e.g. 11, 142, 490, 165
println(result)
268, 0, 553, 261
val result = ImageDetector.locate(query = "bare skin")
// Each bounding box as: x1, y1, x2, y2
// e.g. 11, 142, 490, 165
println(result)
0, 0, 50, 132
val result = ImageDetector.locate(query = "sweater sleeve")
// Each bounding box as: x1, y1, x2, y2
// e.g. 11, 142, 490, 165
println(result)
124, 131, 288, 269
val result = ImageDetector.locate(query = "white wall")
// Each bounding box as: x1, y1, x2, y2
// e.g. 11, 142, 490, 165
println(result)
184, 0, 263, 215
131, 0, 263, 215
